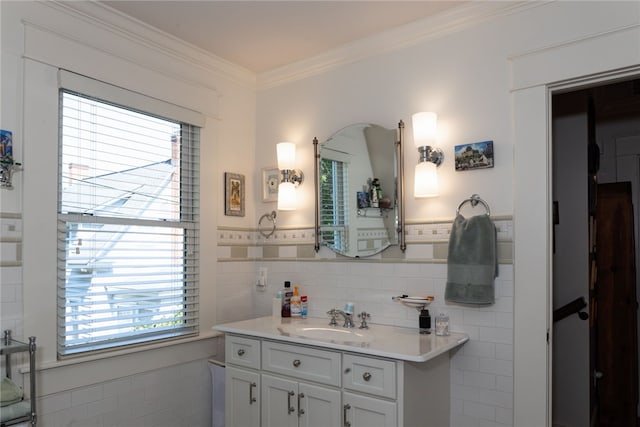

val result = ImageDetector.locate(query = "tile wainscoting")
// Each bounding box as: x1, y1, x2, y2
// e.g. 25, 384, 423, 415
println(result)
217, 216, 514, 426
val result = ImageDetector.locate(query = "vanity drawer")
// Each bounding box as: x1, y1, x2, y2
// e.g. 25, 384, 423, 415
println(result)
262, 340, 341, 387
343, 353, 396, 399
226, 335, 261, 369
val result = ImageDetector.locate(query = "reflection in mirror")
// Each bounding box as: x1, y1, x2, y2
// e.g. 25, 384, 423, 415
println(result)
314, 123, 405, 258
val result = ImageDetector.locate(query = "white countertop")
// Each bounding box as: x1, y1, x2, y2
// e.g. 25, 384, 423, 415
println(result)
212, 316, 469, 363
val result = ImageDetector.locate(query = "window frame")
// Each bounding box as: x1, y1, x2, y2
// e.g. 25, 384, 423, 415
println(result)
55, 72, 202, 358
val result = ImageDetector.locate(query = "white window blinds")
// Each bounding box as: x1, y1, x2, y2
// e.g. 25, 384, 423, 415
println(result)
319, 158, 348, 252
57, 79, 200, 357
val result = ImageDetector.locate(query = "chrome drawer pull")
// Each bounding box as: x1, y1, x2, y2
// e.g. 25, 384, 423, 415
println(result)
298, 392, 305, 417
292, 359, 301, 367
288, 390, 296, 414
363, 372, 372, 381
249, 382, 257, 404
237, 349, 245, 356
343, 404, 351, 427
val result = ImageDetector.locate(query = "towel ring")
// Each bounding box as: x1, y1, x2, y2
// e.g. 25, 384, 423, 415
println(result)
456, 194, 491, 216
258, 211, 277, 238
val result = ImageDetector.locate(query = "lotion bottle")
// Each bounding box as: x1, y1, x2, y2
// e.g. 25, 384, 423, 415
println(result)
272, 291, 282, 318
290, 285, 302, 317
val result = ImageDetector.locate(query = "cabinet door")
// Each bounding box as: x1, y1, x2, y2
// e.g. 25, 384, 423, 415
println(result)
299, 382, 341, 427
262, 374, 299, 427
226, 366, 260, 427
343, 391, 397, 427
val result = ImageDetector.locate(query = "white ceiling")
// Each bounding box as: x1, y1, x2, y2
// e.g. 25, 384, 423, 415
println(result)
100, 1, 468, 74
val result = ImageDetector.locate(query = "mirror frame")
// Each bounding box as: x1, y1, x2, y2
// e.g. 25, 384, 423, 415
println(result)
313, 120, 406, 256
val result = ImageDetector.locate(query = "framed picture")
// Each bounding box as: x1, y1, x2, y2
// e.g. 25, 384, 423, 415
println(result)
454, 140, 494, 171
262, 167, 280, 202
225, 172, 245, 216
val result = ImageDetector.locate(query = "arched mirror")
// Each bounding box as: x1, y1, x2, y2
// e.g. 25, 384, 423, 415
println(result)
314, 122, 406, 257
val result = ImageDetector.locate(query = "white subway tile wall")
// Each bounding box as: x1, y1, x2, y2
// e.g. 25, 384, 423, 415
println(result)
1, 216, 23, 340
36, 359, 211, 427
215, 218, 515, 427
2, 213, 513, 426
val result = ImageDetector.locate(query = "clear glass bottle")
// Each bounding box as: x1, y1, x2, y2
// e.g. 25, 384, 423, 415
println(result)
435, 312, 450, 336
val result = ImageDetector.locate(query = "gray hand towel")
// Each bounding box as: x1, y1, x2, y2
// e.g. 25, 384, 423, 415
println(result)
445, 214, 497, 305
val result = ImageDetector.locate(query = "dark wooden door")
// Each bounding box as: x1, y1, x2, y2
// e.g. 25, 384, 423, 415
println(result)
595, 182, 638, 426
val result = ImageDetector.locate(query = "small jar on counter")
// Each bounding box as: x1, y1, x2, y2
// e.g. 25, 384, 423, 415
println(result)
435, 313, 450, 336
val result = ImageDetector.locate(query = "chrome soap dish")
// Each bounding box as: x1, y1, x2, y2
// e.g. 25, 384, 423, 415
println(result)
392, 295, 434, 311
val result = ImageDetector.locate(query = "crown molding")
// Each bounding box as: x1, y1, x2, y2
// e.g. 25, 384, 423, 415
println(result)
43, 1, 256, 90
257, 1, 546, 90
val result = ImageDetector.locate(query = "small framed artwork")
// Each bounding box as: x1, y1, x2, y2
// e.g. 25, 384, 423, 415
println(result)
262, 167, 280, 202
454, 140, 494, 171
225, 172, 245, 216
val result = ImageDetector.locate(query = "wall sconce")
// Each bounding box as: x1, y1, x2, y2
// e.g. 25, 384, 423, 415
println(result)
276, 142, 304, 210
412, 112, 443, 198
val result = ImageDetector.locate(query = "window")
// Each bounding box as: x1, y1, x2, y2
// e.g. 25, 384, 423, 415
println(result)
319, 158, 348, 252
57, 86, 200, 357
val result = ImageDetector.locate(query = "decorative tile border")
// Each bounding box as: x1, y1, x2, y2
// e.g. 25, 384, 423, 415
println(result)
0, 215, 22, 267
217, 216, 514, 263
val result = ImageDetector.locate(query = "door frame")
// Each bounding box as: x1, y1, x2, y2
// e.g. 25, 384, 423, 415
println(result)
511, 24, 640, 426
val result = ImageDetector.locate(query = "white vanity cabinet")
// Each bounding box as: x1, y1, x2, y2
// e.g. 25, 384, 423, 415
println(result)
342, 353, 398, 426
225, 335, 261, 427
261, 340, 342, 427
223, 333, 452, 427
261, 373, 341, 427
342, 391, 397, 427
226, 366, 261, 427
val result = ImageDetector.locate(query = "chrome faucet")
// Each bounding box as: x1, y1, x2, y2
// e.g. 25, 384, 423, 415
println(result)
326, 308, 355, 328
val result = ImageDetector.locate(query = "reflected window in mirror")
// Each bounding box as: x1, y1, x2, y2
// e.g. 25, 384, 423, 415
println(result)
320, 157, 348, 253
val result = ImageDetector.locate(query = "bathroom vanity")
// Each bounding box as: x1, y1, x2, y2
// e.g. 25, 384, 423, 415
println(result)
213, 316, 468, 427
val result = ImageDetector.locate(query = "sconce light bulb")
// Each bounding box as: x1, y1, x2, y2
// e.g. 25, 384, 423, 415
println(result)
414, 161, 439, 198
277, 181, 297, 210
412, 112, 438, 148
276, 142, 296, 170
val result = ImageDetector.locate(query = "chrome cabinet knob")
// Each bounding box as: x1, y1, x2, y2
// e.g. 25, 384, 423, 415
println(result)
363, 372, 372, 381
237, 349, 245, 356
293, 359, 301, 367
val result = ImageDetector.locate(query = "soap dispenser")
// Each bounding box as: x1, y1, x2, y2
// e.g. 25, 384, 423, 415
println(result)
419, 309, 431, 334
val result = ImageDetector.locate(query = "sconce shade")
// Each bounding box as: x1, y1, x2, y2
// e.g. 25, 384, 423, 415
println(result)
414, 161, 439, 198
277, 181, 297, 210
277, 142, 296, 170
412, 112, 438, 148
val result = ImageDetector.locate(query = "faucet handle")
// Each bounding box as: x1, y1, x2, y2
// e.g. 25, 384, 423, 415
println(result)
358, 312, 370, 329
327, 308, 340, 326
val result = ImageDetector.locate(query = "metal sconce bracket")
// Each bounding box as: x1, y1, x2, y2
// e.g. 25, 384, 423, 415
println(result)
280, 169, 304, 186
0, 162, 21, 189
417, 145, 444, 166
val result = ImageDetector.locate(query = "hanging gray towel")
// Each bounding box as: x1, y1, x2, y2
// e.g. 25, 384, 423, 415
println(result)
445, 214, 498, 305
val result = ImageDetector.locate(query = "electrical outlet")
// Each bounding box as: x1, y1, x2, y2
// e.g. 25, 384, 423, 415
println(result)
256, 267, 267, 291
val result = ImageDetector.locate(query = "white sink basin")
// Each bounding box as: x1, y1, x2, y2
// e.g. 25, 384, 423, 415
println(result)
281, 324, 372, 344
